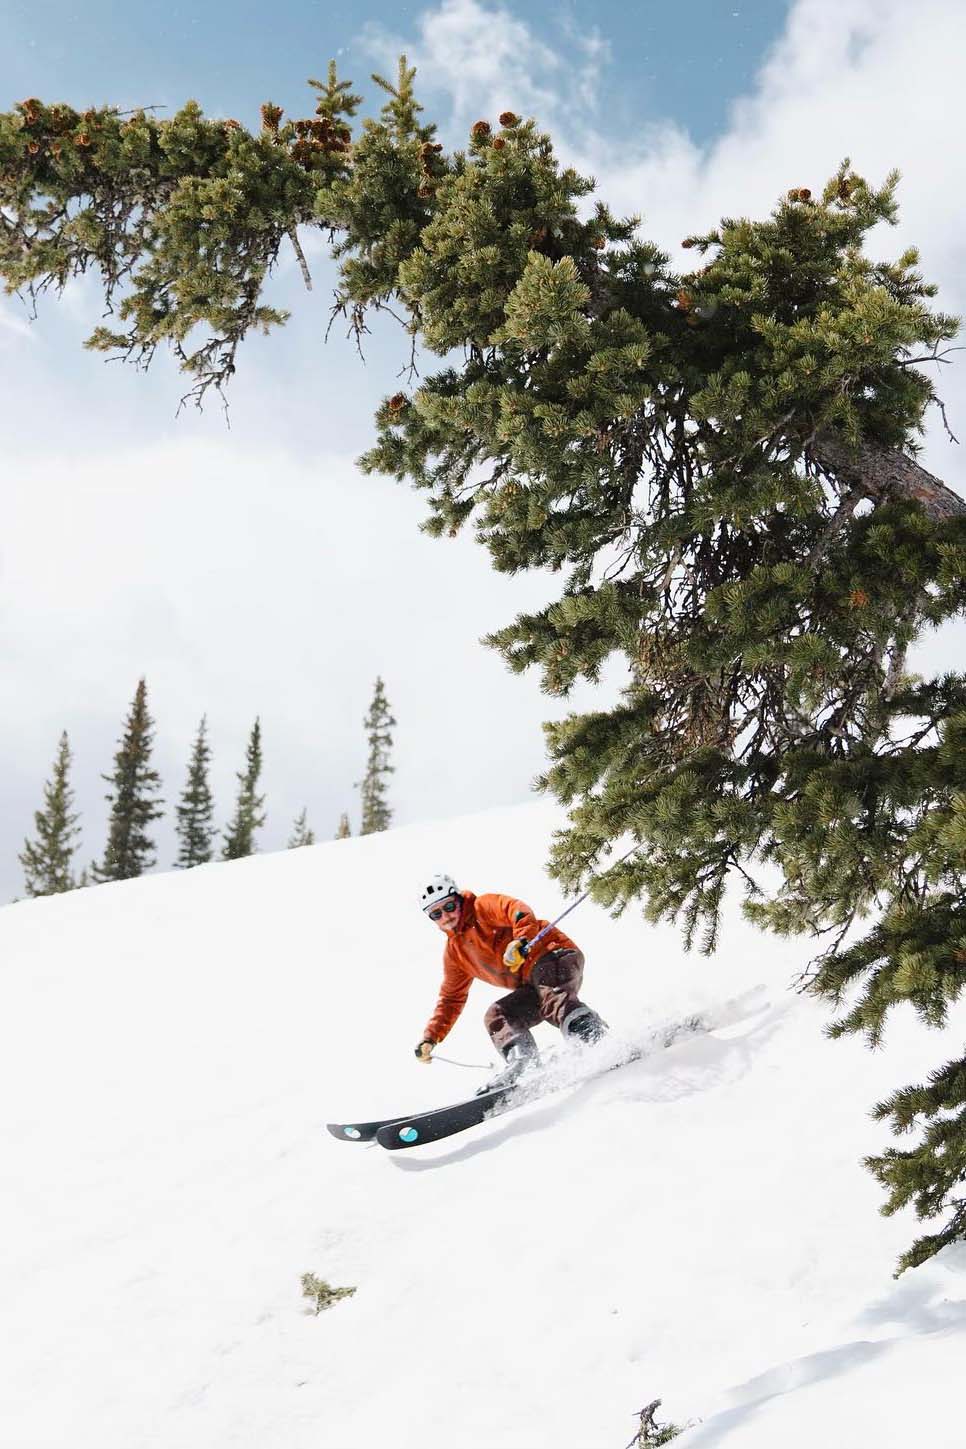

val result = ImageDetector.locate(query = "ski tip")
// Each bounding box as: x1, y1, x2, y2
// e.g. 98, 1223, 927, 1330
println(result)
376, 1121, 421, 1150
326, 1123, 363, 1141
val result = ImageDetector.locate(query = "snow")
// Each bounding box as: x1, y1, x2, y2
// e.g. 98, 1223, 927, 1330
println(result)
1, 798, 964, 1448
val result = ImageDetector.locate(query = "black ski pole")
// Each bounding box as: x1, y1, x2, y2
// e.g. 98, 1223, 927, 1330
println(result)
519, 841, 643, 958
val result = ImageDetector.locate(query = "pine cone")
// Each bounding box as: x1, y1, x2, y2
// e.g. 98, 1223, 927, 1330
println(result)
492, 137, 506, 150
388, 393, 407, 412
471, 120, 492, 141
260, 103, 284, 132
848, 588, 870, 609
499, 111, 519, 127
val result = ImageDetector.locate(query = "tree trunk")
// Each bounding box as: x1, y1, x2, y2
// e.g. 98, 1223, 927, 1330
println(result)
812, 432, 966, 522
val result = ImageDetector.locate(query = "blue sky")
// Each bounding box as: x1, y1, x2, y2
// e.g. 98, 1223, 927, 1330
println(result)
2, 0, 963, 904
5, 1, 791, 144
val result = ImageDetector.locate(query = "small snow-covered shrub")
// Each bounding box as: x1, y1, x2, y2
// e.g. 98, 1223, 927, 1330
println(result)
624, 1399, 684, 1447
300, 1272, 356, 1314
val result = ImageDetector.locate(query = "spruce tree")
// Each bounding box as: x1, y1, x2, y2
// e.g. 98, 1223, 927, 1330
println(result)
288, 808, 315, 848
222, 719, 266, 859
335, 812, 352, 839
93, 679, 164, 881
357, 678, 395, 835
4, 70, 966, 1269
19, 731, 81, 896
175, 715, 216, 867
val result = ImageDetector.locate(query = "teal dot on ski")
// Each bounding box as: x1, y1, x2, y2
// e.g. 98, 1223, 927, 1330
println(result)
344, 1127, 361, 1139
400, 1127, 419, 1143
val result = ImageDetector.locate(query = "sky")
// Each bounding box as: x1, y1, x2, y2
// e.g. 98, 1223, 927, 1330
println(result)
2, 0, 965, 903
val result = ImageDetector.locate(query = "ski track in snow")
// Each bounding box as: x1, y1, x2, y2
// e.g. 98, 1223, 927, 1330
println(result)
1, 799, 964, 1448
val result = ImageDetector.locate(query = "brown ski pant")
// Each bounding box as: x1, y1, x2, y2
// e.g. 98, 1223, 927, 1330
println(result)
483, 948, 586, 1055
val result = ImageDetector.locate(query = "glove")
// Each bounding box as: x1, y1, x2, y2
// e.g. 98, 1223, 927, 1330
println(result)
414, 1039, 435, 1064
503, 938, 530, 972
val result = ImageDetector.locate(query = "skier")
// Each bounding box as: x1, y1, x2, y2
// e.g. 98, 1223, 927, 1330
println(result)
413, 873, 606, 1078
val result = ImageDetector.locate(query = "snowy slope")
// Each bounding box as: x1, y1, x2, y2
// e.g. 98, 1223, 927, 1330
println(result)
2, 800, 964, 1449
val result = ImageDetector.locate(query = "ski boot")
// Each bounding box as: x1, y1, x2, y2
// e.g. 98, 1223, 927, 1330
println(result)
561, 1004, 608, 1046
476, 1031, 538, 1095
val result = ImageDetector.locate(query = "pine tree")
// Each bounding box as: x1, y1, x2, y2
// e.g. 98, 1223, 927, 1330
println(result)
288, 808, 315, 848
357, 678, 395, 835
19, 731, 82, 896
335, 812, 352, 839
6, 72, 966, 1269
222, 718, 266, 860
174, 716, 216, 867
93, 679, 164, 881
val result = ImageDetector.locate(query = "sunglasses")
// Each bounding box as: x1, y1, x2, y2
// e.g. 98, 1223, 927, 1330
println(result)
429, 899, 459, 921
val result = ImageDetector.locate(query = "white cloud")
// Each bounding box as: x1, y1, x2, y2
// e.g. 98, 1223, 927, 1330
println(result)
555, 13, 611, 114
1, 421, 607, 900
361, 0, 604, 137
590, 0, 965, 268
0, 296, 34, 341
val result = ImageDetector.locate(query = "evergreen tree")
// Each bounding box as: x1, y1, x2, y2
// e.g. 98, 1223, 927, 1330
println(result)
357, 678, 395, 835
19, 731, 81, 896
288, 807, 315, 848
5, 71, 966, 1269
222, 718, 265, 860
93, 679, 163, 881
174, 715, 216, 867
335, 812, 352, 839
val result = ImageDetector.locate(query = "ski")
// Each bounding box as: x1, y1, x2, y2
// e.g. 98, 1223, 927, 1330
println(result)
375, 1082, 518, 1150
334, 1015, 709, 1153
326, 1111, 417, 1144
375, 1048, 641, 1151
327, 1065, 532, 1146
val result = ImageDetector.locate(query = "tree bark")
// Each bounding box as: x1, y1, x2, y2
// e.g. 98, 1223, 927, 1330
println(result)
812, 431, 966, 522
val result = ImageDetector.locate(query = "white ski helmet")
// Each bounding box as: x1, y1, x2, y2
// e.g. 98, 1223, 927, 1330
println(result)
419, 872, 459, 912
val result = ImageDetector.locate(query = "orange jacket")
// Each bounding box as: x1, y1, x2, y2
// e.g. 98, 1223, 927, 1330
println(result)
423, 891, 578, 1044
